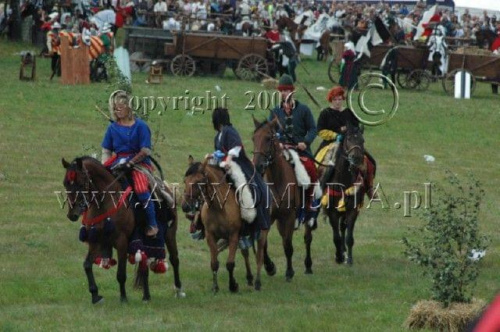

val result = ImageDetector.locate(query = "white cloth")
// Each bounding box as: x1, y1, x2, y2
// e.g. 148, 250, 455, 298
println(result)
153, 1, 167, 12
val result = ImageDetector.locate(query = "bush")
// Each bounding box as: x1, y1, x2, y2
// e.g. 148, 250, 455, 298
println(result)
402, 171, 488, 308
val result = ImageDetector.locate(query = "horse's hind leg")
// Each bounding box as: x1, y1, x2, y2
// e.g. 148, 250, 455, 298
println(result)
165, 225, 185, 298
304, 225, 313, 274
226, 234, 239, 293
83, 252, 103, 304
241, 248, 254, 286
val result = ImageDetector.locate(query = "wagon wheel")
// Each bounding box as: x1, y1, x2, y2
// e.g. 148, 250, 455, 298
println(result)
236, 54, 268, 81
407, 69, 431, 91
328, 59, 341, 83
396, 71, 412, 89
170, 55, 196, 77
442, 69, 476, 96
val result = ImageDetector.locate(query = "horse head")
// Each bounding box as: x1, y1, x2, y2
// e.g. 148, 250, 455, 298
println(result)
181, 155, 207, 213
252, 116, 280, 175
62, 157, 93, 222
341, 123, 365, 172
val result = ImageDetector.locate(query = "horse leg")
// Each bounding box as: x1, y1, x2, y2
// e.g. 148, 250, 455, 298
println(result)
254, 230, 268, 291
83, 251, 103, 304
206, 233, 219, 294
263, 238, 276, 276
340, 216, 348, 255
165, 225, 185, 298
278, 216, 295, 282
345, 211, 359, 266
241, 248, 254, 286
329, 211, 344, 264
227, 233, 239, 293
304, 225, 313, 274
116, 238, 128, 303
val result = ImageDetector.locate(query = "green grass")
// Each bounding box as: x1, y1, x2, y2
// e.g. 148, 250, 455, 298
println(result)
0, 39, 498, 331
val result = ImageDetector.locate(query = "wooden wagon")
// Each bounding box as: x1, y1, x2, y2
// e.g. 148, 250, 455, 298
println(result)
441, 50, 500, 95
327, 44, 434, 91
164, 31, 270, 80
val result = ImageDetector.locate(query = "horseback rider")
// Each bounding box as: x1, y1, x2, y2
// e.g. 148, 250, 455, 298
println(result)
315, 86, 376, 203
315, 86, 358, 188
211, 107, 271, 240
270, 74, 320, 228
101, 91, 159, 237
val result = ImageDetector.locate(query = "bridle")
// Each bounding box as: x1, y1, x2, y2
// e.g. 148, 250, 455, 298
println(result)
252, 129, 278, 174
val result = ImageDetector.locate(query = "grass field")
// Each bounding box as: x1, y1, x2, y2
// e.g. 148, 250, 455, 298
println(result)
0, 39, 498, 331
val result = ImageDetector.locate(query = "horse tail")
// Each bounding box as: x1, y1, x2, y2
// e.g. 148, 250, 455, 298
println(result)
134, 264, 144, 290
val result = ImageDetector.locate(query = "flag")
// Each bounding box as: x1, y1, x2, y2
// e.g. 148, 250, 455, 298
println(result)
414, 5, 437, 41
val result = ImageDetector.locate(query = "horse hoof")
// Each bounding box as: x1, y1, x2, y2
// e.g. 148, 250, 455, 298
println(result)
92, 296, 104, 304
265, 262, 276, 276
120, 297, 128, 303
346, 258, 353, 266
285, 270, 295, 282
175, 289, 186, 298
255, 280, 261, 291
230, 282, 239, 293
305, 268, 313, 274
247, 278, 254, 287
212, 286, 219, 294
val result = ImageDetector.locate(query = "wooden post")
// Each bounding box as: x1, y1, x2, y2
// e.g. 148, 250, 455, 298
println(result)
60, 36, 90, 85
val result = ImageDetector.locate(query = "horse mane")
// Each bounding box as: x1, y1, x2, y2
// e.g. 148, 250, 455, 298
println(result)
185, 162, 201, 177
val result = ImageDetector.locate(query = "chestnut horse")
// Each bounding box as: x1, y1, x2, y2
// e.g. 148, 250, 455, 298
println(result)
252, 117, 316, 280
320, 125, 373, 265
181, 156, 270, 291
62, 156, 183, 303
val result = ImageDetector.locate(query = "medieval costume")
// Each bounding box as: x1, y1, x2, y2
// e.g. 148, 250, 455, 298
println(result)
269, 74, 320, 227
339, 41, 360, 90
212, 108, 271, 232
101, 91, 159, 238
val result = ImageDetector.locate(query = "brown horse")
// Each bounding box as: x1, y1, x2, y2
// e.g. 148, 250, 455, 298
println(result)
320, 125, 373, 265
252, 117, 316, 280
181, 156, 269, 291
62, 156, 183, 303
276, 16, 307, 50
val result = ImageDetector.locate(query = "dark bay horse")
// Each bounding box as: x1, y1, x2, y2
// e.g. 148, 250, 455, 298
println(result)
252, 117, 316, 280
181, 156, 270, 291
319, 125, 374, 265
62, 156, 183, 303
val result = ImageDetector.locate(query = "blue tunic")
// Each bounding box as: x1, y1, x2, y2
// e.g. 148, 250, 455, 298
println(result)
101, 118, 152, 164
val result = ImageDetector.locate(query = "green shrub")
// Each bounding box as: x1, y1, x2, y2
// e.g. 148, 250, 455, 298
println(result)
403, 171, 488, 307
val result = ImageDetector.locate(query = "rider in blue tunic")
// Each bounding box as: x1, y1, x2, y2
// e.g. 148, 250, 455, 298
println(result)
101, 90, 159, 237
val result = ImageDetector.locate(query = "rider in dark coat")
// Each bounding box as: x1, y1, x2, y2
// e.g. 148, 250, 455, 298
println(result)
212, 107, 271, 233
